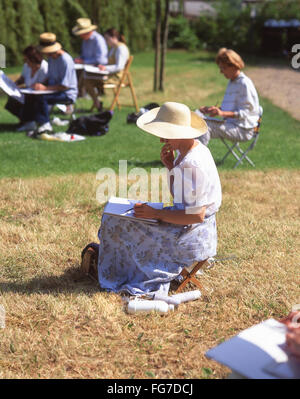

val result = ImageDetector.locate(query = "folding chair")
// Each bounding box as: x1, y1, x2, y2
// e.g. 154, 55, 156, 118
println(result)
218, 107, 263, 169
175, 259, 208, 293
103, 55, 139, 112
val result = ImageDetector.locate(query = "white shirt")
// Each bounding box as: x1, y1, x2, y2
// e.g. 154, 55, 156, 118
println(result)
105, 44, 129, 74
221, 72, 260, 129
171, 141, 222, 216
21, 59, 48, 87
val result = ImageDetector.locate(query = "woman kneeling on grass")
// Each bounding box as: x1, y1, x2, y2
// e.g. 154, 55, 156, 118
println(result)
82, 102, 222, 296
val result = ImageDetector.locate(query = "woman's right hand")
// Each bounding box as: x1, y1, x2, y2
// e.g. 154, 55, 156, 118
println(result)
199, 106, 210, 114
160, 143, 174, 170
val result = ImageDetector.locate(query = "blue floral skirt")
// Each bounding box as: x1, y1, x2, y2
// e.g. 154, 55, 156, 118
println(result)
97, 209, 217, 295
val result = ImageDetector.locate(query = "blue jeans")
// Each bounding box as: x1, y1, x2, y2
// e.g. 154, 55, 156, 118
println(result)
22, 92, 72, 124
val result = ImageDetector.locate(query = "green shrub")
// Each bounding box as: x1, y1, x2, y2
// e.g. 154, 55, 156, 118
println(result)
168, 16, 201, 51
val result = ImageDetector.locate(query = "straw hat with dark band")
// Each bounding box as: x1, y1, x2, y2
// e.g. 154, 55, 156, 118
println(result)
136, 102, 208, 139
72, 18, 97, 36
39, 32, 62, 53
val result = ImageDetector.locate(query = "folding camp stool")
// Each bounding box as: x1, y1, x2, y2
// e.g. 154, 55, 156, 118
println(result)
103, 55, 139, 112
218, 107, 263, 169
175, 259, 208, 293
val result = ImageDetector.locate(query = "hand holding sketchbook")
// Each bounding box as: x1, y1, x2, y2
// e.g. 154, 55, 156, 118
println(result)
0, 70, 24, 103
205, 319, 300, 379
0, 71, 56, 102
104, 196, 163, 224
195, 108, 224, 122
84, 65, 109, 75
74, 63, 108, 74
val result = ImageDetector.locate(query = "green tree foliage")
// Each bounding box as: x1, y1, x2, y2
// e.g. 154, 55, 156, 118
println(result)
0, 0, 86, 65
0, 0, 155, 65
77, 0, 156, 52
192, 0, 300, 54
168, 15, 199, 51
259, 0, 300, 20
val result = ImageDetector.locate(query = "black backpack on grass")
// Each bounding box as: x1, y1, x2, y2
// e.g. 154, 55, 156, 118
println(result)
127, 103, 159, 124
67, 111, 113, 136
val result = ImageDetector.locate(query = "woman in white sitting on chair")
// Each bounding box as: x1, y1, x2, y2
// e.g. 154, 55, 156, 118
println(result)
198, 48, 261, 146
5, 45, 48, 123
84, 27, 129, 111
82, 102, 222, 296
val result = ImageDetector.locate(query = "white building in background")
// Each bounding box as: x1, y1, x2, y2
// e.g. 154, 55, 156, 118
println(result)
170, 1, 217, 18
170, 0, 273, 19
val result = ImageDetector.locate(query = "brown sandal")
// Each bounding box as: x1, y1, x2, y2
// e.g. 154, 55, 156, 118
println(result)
81, 243, 99, 282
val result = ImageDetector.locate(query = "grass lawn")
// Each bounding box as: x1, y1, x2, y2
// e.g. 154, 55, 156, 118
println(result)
0, 50, 299, 379
0, 50, 299, 178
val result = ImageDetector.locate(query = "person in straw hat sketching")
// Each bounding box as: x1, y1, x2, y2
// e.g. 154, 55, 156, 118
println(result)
73, 18, 108, 66
82, 102, 222, 296
73, 18, 108, 98
19, 33, 77, 134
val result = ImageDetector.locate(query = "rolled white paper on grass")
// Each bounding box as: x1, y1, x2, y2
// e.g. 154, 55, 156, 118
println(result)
127, 300, 174, 314
170, 290, 201, 304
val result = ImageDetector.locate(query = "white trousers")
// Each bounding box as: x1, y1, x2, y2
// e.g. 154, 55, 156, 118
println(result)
199, 119, 255, 146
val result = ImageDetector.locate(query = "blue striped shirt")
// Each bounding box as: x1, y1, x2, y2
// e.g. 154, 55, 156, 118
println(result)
81, 31, 108, 65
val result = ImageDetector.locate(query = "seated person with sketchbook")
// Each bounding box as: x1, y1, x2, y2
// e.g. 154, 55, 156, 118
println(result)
207, 309, 300, 379
4, 46, 48, 124
19, 33, 78, 134
81, 102, 222, 296
198, 48, 261, 146
84, 28, 130, 111
72, 18, 108, 97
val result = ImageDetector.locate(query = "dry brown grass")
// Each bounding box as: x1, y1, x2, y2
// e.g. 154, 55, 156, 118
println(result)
0, 170, 299, 379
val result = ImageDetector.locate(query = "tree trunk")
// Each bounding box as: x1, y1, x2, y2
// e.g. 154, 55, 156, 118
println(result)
154, 0, 161, 92
159, 0, 170, 92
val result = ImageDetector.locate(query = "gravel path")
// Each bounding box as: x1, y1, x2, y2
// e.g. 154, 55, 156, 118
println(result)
246, 65, 300, 121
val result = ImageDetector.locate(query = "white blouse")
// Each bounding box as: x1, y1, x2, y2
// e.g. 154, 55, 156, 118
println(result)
105, 44, 129, 74
221, 72, 260, 129
21, 59, 48, 87
171, 141, 222, 217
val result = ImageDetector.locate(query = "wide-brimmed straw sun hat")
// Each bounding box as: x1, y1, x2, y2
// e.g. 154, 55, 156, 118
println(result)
136, 102, 208, 139
39, 32, 62, 53
72, 18, 97, 36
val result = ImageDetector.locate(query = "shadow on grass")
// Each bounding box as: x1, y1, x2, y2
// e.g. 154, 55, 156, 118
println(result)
0, 123, 21, 133
190, 55, 216, 63
0, 266, 104, 295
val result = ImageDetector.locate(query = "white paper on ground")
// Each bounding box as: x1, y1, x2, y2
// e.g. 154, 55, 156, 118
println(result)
39, 132, 85, 142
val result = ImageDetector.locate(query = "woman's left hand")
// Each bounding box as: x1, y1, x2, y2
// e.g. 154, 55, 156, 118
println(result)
98, 64, 106, 71
134, 203, 158, 219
